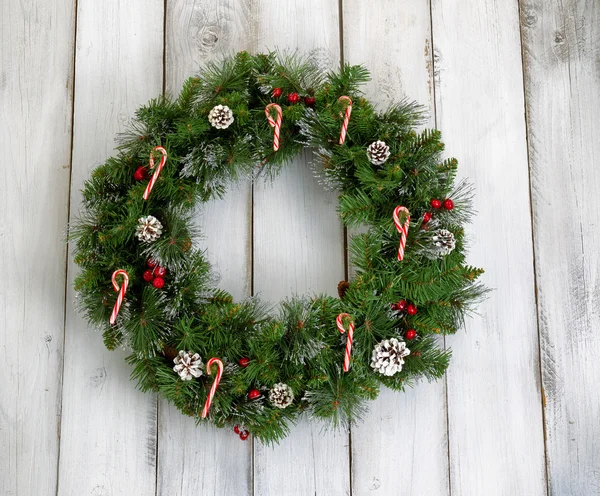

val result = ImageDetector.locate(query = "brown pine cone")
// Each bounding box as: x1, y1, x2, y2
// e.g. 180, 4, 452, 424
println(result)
338, 280, 350, 299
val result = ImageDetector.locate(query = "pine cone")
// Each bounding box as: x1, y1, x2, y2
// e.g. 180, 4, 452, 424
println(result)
431, 229, 456, 257
162, 344, 179, 361
366, 140, 391, 165
173, 350, 204, 381
370, 338, 410, 376
338, 280, 350, 299
268, 383, 294, 409
136, 215, 163, 243
208, 104, 234, 129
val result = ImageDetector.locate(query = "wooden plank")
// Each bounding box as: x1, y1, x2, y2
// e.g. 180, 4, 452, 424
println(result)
251, 1, 349, 494
57, 2, 164, 494
157, 1, 253, 494
520, 1, 600, 494
0, 1, 74, 494
430, 1, 548, 494
342, 1, 450, 494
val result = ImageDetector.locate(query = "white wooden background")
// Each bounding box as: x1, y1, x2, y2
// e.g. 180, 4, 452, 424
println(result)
1, 0, 598, 494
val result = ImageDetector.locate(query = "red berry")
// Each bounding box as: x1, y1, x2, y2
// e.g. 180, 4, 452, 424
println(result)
422, 212, 432, 223
154, 266, 167, 277
143, 270, 154, 282
430, 198, 442, 209
239, 430, 250, 441
304, 96, 316, 106
406, 329, 417, 340
287, 92, 299, 104
152, 277, 165, 289
443, 198, 454, 210
239, 357, 250, 368
147, 258, 158, 269
272, 87, 282, 98
134, 166, 147, 181
396, 299, 407, 312
233, 425, 241, 434
407, 303, 417, 316
248, 389, 261, 400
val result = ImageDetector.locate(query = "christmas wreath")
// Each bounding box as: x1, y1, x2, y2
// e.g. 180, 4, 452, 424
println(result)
71, 51, 487, 444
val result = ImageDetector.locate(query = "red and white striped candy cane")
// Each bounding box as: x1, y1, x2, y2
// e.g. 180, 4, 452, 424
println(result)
338, 96, 353, 145
201, 357, 224, 418
336, 313, 355, 372
265, 103, 283, 151
393, 206, 411, 261
142, 146, 168, 200
109, 270, 129, 325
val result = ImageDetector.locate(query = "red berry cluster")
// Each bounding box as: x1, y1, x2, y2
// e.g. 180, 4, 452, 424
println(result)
133, 166, 148, 181
392, 299, 418, 340
422, 198, 453, 229
271, 87, 316, 106
430, 198, 454, 210
248, 389, 261, 400
238, 357, 250, 368
233, 424, 250, 441
392, 299, 417, 315
143, 258, 167, 289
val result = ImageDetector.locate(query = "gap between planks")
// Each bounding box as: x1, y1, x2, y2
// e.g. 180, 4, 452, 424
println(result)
56, 0, 80, 493
516, 0, 551, 492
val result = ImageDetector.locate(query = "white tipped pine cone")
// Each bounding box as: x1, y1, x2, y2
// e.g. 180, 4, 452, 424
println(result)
208, 105, 234, 129
366, 140, 391, 165
370, 338, 410, 376
268, 383, 294, 409
136, 215, 163, 243
173, 350, 204, 381
432, 229, 456, 257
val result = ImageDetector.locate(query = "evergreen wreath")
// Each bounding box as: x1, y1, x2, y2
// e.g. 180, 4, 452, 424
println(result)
70, 51, 487, 444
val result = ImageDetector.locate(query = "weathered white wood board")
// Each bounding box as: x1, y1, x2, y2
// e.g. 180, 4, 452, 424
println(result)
0, 1, 74, 494
158, 1, 253, 494
251, 1, 350, 495
57, 2, 163, 495
342, 1, 450, 494
520, 1, 600, 494
431, 1, 548, 494
6, 0, 600, 493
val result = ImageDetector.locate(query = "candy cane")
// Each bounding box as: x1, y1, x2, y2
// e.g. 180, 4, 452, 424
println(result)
393, 206, 411, 261
142, 146, 168, 200
338, 96, 353, 145
109, 270, 129, 325
336, 313, 355, 372
265, 103, 282, 151
201, 358, 224, 418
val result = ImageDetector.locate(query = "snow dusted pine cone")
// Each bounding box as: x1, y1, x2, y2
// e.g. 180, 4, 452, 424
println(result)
173, 351, 204, 381
136, 215, 163, 243
268, 383, 294, 409
208, 104, 234, 129
371, 338, 411, 376
431, 229, 456, 257
366, 140, 391, 165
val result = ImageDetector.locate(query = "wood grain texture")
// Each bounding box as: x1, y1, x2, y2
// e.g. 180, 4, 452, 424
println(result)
0, 1, 74, 494
520, 1, 600, 494
7, 0, 600, 493
430, 0, 547, 494
57, 2, 164, 495
251, 1, 349, 494
342, 2, 450, 494
158, 1, 253, 494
